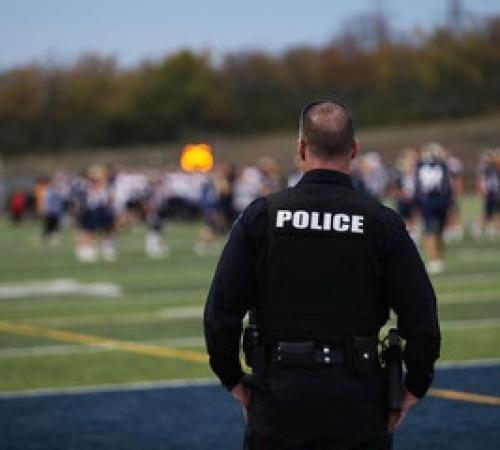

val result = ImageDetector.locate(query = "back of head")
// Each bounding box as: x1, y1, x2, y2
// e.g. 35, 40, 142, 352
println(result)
88, 165, 108, 183
300, 101, 355, 159
421, 142, 447, 163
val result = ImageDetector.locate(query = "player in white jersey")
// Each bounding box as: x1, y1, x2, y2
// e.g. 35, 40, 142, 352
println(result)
163, 169, 204, 219
233, 159, 280, 215
113, 169, 149, 229
232, 166, 263, 215
359, 152, 388, 199
415, 143, 453, 273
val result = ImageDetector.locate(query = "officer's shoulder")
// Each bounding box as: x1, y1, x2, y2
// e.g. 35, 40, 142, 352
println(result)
242, 188, 291, 215
376, 204, 406, 229
235, 196, 269, 234
373, 205, 409, 255
350, 188, 386, 215
240, 196, 268, 219
352, 190, 406, 230
237, 188, 297, 234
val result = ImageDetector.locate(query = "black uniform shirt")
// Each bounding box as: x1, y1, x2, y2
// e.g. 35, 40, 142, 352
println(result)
204, 169, 441, 398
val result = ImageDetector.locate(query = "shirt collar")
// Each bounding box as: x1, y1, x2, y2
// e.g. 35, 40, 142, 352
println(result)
298, 169, 354, 189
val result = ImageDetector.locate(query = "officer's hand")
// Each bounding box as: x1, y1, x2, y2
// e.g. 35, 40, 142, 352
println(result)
387, 388, 419, 432
231, 382, 252, 420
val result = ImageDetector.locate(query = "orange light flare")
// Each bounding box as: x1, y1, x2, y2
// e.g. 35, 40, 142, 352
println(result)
180, 143, 214, 173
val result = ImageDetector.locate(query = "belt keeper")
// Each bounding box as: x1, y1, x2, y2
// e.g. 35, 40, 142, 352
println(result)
274, 341, 344, 366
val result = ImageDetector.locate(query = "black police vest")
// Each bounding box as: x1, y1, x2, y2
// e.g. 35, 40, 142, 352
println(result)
258, 181, 383, 341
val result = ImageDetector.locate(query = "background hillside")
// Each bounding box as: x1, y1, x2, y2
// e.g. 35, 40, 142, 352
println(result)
3, 113, 499, 191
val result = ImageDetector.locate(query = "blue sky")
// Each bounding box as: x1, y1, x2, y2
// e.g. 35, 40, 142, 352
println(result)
1, 0, 500, 69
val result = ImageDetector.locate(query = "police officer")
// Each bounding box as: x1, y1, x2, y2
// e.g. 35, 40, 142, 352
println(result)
204, 101, 441, 449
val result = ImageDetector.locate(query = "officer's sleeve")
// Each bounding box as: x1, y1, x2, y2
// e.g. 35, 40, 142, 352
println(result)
203, 198, 267, 390
376, 206, 441, 398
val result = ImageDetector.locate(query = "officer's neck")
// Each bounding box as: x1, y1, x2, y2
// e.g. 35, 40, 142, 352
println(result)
304, 156, 351, 175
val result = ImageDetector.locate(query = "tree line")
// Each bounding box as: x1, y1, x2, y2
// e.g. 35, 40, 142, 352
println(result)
1, 16, 499, 154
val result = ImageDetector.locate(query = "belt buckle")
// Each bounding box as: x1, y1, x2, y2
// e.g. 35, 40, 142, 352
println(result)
321, 344, 332, 364
276, 341, 314, 367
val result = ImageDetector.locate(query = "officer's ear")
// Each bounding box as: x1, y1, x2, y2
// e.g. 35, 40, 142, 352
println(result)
298, 137, 307, 162
350, 139, 360, 161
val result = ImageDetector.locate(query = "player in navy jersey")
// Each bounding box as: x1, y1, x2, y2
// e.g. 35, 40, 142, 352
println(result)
76, 166, 116, 262
415, 143, 453, 274
478, 149, 500, 239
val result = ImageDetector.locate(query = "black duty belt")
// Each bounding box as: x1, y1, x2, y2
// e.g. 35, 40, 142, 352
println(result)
270, 341, 346, 367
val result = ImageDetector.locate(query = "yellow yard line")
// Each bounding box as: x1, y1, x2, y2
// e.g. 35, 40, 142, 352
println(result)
0, 321, 208, 364
429, 388, 500, 406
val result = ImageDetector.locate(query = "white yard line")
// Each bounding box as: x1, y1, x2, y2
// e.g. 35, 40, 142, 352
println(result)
0, 279, 122, 299
434, 272, 500, 285
436, 358, 500, 369
12, 295, 500, 328
19, 306, 203, 327
439, 290, 500, 304
0, 377, 217, 398
158, 306, 204, 319
452, 249, 500, 260
0, 344, 94, 358
22, 313, 160, 327
1, 295, 205, 314
440, 318, 500, 330
382, 318, 500, 331
148, 336, 205, 347
7, 290, 500, 329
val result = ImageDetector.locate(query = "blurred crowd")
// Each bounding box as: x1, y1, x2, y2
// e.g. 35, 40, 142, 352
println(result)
350, 144, 500, 273
4, 145, 500, 273
5, 157, 281, 261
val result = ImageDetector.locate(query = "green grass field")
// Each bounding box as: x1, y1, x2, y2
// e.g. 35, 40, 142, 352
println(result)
0, 197, 499, 393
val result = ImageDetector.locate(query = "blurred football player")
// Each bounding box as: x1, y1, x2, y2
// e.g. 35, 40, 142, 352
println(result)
76, 165, 116, 262
444, 151, 465, 242
359, 151, 388, 199
195, 166, 230, 256
42, 173, 65, 245
415, 143, 453, 274
477, 149, 500, 239
391, 147, 420, 242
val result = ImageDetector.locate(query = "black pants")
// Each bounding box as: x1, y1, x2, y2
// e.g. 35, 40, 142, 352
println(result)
244, 434, 391, 450
44, 214, 60, 237
243, 365, 389, 450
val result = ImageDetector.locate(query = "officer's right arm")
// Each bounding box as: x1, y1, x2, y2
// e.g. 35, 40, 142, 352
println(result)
377, 206, 441, 399
203, 198, 267, 391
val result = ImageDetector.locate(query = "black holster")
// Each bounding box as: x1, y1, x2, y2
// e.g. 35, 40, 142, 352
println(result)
243, 308, 269, 374
242, 322, 259, 369
381, 329, 404, 411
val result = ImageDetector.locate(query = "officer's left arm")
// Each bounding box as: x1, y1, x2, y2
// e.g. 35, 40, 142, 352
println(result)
376, 206, 441, 399
203, 198, 267, 391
